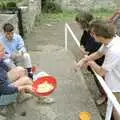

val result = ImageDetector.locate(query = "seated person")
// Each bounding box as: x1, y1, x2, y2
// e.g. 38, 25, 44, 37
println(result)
0, 43, 54, 105
0, 23, 33, 79
0, 43, 33, 106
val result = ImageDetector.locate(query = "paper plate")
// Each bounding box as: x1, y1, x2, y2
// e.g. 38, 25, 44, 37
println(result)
32, 76, 57, 96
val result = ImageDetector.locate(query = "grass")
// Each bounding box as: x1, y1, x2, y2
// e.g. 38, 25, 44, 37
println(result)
91, 8, 115, 19
36, 11, 77, 24
36, 8, 115, 24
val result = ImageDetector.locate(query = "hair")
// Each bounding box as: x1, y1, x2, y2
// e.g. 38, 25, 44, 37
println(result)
75, 11, 94, 29
89, 19, 116, 39
3, 23, 14, 32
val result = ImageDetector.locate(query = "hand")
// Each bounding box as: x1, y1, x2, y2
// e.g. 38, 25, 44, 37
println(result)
11, 52, 22, 60
18, 85, 33, 93
73, 59, 85, 72
73, 60, 79, 72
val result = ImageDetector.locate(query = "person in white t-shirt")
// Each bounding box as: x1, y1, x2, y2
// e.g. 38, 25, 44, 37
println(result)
75, 20, 120, 120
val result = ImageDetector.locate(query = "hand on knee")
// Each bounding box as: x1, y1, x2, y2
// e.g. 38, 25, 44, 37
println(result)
16, 66, 26, 76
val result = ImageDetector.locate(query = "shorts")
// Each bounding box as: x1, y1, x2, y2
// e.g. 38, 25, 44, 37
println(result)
0, 93, 17, 106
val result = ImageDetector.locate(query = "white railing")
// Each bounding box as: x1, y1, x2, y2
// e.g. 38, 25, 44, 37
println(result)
65, 23, 120, 120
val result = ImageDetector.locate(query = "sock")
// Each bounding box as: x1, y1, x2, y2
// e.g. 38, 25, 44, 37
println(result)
26, 68, 33, 80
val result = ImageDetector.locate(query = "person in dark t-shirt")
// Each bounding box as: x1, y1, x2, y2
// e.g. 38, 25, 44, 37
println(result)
75, 11, 104, 66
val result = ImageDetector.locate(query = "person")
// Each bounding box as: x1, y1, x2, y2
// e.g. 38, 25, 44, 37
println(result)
75, 11, 105, 105
75, 11, 104, 65
0, 23, 33, 79
0, 43, 33, 106
76, 19, 120, 120
108, 10, 120, 36
0, 43, 54, 108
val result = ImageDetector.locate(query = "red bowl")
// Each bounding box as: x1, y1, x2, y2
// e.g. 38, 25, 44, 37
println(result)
32, 76, 57, 96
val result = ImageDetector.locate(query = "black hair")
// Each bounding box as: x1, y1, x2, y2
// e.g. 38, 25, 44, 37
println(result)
75, 11, 94, 29
3, 23, 14, 32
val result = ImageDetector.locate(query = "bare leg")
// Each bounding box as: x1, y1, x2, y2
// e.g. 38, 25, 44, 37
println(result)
18, 85, 33, 93
7, 66, 27, 82
10, 76, 33, 88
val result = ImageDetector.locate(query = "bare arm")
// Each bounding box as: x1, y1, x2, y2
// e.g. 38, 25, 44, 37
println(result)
87, 61, 106, 77
85, 51, 103, 61
76, 51, 103, 68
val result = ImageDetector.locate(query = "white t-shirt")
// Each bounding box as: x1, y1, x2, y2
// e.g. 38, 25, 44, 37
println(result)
99, 35, 120, 92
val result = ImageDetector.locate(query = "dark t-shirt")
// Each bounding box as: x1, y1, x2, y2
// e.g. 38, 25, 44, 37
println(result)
0, 60, 18, 95
80, 31, 104, 65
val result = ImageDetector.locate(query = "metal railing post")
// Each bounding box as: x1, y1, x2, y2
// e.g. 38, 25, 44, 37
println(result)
65, 23, 68, 51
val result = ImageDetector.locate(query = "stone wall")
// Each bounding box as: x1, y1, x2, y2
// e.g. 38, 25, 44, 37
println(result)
0, 14, 18, 33
19, 0, 41, 33
0, 0, 41, 35
56, 0, 117, 11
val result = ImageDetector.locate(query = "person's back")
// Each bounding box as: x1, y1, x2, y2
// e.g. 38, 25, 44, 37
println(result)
101, 35, 120, 92
81, 30, 101, 53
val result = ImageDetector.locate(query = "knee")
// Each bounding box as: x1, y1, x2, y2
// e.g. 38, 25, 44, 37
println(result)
23, 53, 31, 60
23, 76, 33, 84
16, 66, 26, 75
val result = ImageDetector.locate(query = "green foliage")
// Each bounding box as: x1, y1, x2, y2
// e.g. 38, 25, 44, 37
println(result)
35, 11, 77, 25
0, 0, 22, 9
6, 2, 17, 9
90, 8, 114, 19
36, 8, 114, 25
42, 0, 62, 13
0, 1, 6, 9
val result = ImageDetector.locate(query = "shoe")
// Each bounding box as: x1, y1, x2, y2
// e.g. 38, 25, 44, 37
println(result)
17, 93, 33, 104
28, 72, 33, 80
0, 107, 7, 116
37, 96, 55, 104
96, 95, 106, 105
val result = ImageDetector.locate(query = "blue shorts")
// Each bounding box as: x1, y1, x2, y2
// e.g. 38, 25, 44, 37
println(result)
0, 93, 17, 106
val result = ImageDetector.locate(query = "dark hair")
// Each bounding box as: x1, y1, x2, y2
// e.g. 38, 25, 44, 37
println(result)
90, 19, 116, 38
75, 11, 94, 29
3, 23, 14, 32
